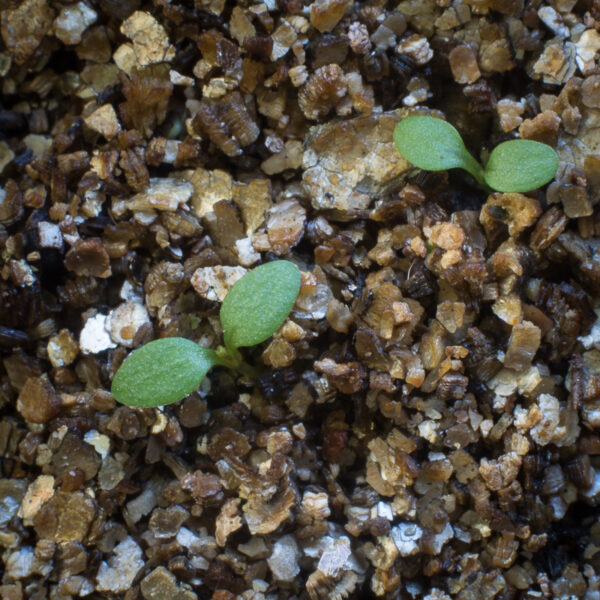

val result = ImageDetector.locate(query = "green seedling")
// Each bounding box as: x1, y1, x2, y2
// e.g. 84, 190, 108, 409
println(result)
111, 260, 301, 408
393, 115, 559, 193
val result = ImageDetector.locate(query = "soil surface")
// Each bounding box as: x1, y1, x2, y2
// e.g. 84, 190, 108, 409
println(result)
2, 0, 600, 598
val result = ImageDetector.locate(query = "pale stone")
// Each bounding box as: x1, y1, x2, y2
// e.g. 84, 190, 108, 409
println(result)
23, 134, 53, 158
96, 537, 144, 593
47, 329, 78, 367
113, 43, 136, 75
120, 11, 175, 66
79, 314, 116, 355
449, 45, 480, 84
37, 221, 63, 249
84, 430, 110, 459
267, 535, 301, 582
229, 6, 255, 45
497, 98, 526, 132
189, 168, 233, 217
538, 6, 568, 39
170, 70, 194, 86
235, 237, 261, 267
261, 140, 303, 175
533, 42, 576, 85
191, 266, 247, 302
396, 34, 432, 65
391, 522, 423, 556
19, 475, 55, 526
270, 20, 296, 60
575, 29, 600, 75
106, 301, 150, 347
84, 104, 121, 140
266, 200, 306, 255
317, 536, 352, 577
302, 109, 420, 215
53, 1, 97, 45
127, 178, 193, 212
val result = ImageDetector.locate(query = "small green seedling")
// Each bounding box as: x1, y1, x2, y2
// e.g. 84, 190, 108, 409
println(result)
111, 260, 301, 408
393, 115, 559, 193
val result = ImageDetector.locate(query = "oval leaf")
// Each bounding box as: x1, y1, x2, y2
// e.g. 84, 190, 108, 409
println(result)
393, 115, 484, 183
484, 139, 558, 193
112, 338, 219, 407
221, 260, 301, 350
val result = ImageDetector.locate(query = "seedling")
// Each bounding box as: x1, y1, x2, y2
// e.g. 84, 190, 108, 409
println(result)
393, 115, 559, 193
111, 260, 301, 408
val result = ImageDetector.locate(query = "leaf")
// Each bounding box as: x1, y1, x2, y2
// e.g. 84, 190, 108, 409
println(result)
221, 260, 301, 350
112, 338, 220, 407
393, 115, 485, 184
483, 139, 559, 193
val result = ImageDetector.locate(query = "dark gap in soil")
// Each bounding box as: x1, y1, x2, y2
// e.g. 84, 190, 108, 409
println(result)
532, 501, 600, 577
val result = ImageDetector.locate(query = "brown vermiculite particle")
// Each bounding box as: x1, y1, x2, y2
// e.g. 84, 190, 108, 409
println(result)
519, 110, 561, 146
504, 321, 542, 371
64, 238, 111, 278
17, 376, 60, 423
120, 11, 175, 66
191, 93, 260, 157
314, 358, 367, 394
0, 0, 54, 65
480, 193, 542, 237
449, 45, 481, 84
84, 104, 121, 140
582, 75, 600, 108
0, 179, 23, 225
298, 64, 347, 120
141, 566, 197, 600
309, 0, 348, 33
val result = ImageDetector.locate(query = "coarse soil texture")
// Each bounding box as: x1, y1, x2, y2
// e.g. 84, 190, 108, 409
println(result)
2, 0, 600, 598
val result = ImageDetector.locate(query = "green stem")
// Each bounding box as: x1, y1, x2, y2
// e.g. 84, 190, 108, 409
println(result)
215, 345, 261, 379
460, 151, 488, 189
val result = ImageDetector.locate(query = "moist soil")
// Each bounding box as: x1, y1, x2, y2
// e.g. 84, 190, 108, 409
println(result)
2, 0, 600, 599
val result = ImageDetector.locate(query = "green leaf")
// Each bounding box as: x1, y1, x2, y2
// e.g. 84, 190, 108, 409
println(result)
112, 338, 220, 407
221, 260, 301, 350
483, 139, 559, 193
393, 116, 485, 185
